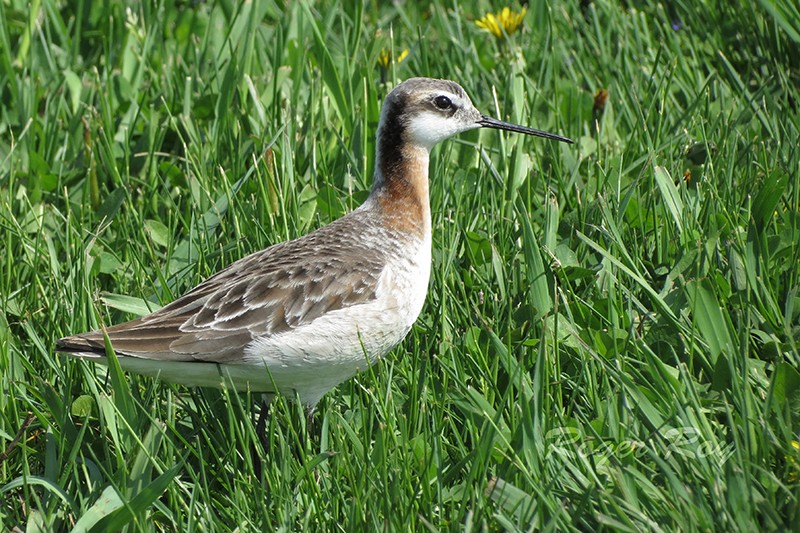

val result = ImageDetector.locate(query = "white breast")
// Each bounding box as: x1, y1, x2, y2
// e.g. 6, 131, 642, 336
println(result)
242, 233, 432, 406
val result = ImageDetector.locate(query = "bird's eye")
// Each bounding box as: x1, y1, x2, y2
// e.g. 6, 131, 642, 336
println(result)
433, 95, 452, 110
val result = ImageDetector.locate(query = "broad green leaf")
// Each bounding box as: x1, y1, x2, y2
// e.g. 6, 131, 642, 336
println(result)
654, 166, 684, 236
72, 464, 180, 532
768, 363, 800, 416
685, 279, 734, 364
100, 293, 162, 316
64, 69, 82, 114
751, 171, 788, 231
465, 231, 492, 266
70, 485, 124, 532
144, 219, 171, 248
70, 395, 95, 418
487, 476, 537, 526
96, 188, 127, 221
517, 199, 552, 319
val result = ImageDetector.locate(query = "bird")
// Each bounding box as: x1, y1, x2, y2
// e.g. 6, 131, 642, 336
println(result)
57, 77, 573, 409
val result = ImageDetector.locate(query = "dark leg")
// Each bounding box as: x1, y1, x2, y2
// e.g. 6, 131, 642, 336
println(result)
306, 405, 316, 438
252, 396, 270, 479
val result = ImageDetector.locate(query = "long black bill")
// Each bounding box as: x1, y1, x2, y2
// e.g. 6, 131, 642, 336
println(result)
478, 115, 574, 144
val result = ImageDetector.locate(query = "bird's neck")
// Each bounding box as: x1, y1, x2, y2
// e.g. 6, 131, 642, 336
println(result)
369, 142, 431, 240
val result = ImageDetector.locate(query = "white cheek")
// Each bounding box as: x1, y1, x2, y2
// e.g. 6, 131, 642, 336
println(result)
405, 113, 477, 149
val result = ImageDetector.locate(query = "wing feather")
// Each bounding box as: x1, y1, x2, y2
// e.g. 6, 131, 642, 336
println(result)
56, 209, 398, 363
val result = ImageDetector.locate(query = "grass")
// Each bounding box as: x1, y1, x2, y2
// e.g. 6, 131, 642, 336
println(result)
1, 0, 799, 530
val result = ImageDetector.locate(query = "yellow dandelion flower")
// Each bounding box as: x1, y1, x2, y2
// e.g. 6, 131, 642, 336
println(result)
396, 48, 409, 63
378, 50, 391, 68
378, 48, 410, 69
787, 440, 800, 483
475, 6, 527, 38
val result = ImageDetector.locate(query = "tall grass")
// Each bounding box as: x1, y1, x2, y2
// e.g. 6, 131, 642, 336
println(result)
1, 0, 798, 530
